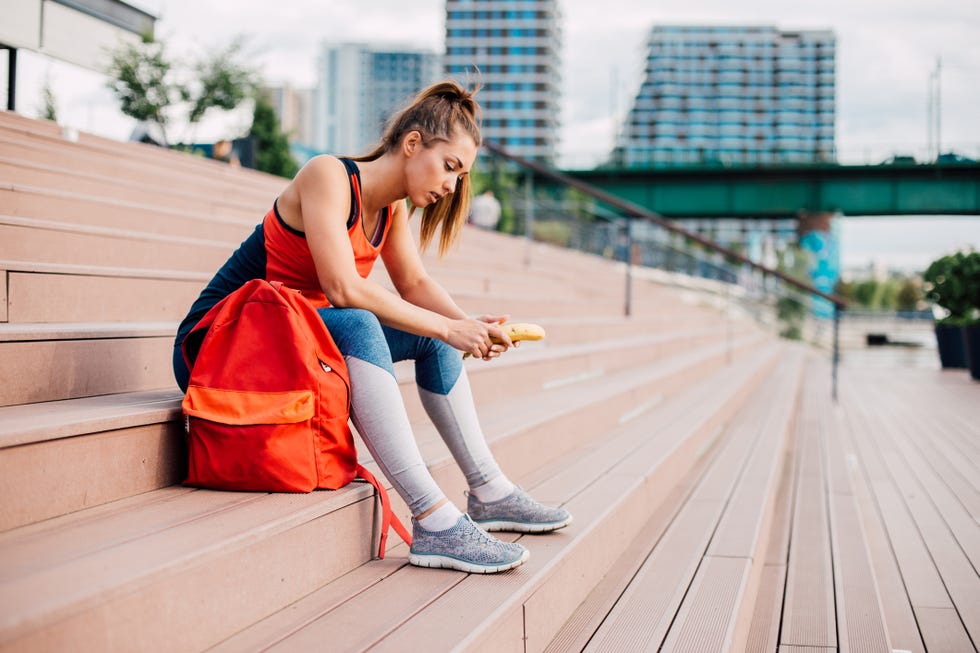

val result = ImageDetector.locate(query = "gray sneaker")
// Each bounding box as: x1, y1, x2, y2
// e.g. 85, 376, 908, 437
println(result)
408, 514, 529, 573
467, 486, 573, 533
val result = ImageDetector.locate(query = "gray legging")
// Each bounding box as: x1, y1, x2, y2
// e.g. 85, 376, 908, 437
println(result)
317, 307, 505, 515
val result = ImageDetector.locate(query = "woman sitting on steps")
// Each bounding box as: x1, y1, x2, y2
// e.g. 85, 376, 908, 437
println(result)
173, 80, 571, 574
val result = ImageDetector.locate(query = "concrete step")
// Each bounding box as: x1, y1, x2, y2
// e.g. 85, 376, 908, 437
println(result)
0, 156, 267, 218
0, 215, 240, 273
0, 132, 281, 206
0, 389, 185, 532
0, 115, 285, 200
0, 336, 777, 652
399, 323, 759, 425
0, 322, 178, 407
0, 262, 207, 323
577, 347, 804, 652
205, 343, 786, 652
0, 324, 763, 530
0, 258, 640, 327
0, 184, 258, 242
0, 285, 752, 405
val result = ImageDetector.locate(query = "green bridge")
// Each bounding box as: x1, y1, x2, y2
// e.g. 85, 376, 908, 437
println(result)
557, 162, 980, 218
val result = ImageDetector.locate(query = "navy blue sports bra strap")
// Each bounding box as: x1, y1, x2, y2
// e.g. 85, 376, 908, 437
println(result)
339, 158, 361, 230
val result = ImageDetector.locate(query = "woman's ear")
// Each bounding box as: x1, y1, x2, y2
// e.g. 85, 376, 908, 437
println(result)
403, 130, 422, 156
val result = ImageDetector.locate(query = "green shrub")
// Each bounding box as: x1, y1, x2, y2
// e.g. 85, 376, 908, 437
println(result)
922, 250, 979, 324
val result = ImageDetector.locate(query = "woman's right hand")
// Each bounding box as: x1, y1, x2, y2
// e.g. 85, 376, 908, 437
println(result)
445, 318, 513, 360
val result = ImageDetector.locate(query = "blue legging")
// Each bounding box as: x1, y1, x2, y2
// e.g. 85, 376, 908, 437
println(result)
173, 307, 502, 514
317, 308, 462, 394
173, 307, 461, 395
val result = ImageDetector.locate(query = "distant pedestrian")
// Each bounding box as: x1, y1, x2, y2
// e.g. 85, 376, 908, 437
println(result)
469, 188, 501, 230
212, 139, 241, 167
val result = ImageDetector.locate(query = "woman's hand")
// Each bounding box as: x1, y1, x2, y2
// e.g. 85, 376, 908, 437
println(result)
446, 317, 514, 360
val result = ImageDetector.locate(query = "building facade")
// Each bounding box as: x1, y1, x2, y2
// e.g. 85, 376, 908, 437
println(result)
444, 0, 562, 163
314, 43, 440, 156
265, 83, 315, 148
614, 25, 836, 168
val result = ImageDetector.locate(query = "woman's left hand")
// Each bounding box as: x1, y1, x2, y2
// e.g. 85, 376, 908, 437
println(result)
476, 314, 518, 360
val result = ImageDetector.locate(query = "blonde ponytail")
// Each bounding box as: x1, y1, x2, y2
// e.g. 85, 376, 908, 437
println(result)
353, 80, 482, 256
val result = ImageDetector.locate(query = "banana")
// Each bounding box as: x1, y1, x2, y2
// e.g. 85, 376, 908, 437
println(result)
496, 322, 546, 343
463, 322, 546, 358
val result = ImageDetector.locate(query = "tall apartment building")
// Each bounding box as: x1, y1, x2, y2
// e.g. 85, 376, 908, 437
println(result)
614, 25, 836, 167
314, 43, 440, 156
265, 83, 315, 147
444, 0, 562, 163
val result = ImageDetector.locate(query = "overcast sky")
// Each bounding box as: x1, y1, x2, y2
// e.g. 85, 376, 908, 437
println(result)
11, 0, 980, 269
130, 0, 980, 167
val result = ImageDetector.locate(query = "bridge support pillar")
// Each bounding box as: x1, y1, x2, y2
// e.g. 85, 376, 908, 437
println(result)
796, 211, 841, 319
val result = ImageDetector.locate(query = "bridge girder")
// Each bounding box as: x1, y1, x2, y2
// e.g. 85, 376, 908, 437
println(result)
559, 163, 980, 219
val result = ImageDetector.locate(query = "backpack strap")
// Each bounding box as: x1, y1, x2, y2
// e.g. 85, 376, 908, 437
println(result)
355, 464, 413, 559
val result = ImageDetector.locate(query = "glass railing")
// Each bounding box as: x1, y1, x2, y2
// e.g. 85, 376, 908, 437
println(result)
481, 141, 849, 398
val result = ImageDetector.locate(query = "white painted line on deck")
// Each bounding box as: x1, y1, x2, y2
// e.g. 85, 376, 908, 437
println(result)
542, 369, 605, 390
618, 395, 664, 424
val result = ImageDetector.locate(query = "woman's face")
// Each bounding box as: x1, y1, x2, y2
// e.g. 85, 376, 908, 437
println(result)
404, 129, 478, 208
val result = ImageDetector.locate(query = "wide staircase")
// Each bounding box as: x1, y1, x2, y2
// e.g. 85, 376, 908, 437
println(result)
1, 111, 844, 652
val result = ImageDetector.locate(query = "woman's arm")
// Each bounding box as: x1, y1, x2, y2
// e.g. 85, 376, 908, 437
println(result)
297, 158, 507, 358
380, 200, 468, 319
381, 202, 513, 354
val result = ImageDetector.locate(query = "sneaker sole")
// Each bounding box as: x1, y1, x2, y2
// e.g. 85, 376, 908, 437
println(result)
408, 548, 530, 574
475, 515, 573, 533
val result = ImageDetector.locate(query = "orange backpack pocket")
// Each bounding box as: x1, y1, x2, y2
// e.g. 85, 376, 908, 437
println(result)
182, 385, 318, 493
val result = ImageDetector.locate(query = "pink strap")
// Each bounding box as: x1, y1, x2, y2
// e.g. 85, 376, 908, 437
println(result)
356, 464, 412, 558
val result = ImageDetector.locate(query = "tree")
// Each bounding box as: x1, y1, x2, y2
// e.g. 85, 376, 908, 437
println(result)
106, 33, 175, 143
106, 33, 257, 146
185, 39, 256, 125
40, 83, 58, 122
852, 279, 879, 308
249, 92, 299, 178
896, 277, 922, 312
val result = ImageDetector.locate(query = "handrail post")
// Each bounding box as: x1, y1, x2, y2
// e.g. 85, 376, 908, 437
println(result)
832, 303, 841, 402
725, 276, 733, 365
624, 219, 632, 317
523, 168, 534, 268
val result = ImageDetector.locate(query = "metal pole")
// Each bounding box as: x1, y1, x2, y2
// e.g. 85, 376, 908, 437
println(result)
832, 303, 841, 402
624, 220, 632, 317
6, 47, 16, 112
523, 168, 534, 268
935, 57, 942, 159
927, 68, 934, 161
725, 275, 733, 365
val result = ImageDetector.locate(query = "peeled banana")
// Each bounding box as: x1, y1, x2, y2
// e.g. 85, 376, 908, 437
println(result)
463, 322, 546, 358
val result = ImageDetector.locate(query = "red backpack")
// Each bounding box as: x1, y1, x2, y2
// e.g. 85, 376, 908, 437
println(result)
180, 279, 411, 557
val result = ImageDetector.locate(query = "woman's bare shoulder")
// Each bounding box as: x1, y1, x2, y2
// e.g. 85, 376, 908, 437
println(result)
279, 156, 351, 229
296, 154, 348, 184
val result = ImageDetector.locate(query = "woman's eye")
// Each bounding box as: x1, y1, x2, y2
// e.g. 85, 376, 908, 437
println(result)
445, 163, 455, 172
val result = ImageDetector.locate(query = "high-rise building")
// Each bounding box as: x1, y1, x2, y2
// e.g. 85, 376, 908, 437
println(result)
265, 83, 315, 147
444, 0, 562, 163
614, 25, 836, 167
314, 43, 440, 156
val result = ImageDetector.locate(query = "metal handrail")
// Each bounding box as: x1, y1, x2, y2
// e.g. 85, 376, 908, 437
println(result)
482, 140, 848, 399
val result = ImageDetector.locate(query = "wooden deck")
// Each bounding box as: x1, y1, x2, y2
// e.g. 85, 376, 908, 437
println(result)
1, 111, 978, 652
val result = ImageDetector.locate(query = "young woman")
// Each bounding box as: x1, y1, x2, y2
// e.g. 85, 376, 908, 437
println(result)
173, 81, 571, 574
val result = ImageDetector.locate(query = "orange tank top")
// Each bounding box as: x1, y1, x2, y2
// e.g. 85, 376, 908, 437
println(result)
264, 158, 392, 308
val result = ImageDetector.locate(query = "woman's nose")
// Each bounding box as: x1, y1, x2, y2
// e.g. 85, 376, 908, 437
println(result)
443, 175, 457, 194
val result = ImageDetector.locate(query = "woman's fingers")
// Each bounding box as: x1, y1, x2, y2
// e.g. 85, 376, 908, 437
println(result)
477, 313, 509, 325
486, 323, 514, 348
